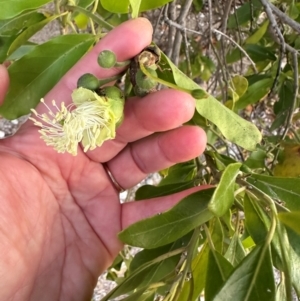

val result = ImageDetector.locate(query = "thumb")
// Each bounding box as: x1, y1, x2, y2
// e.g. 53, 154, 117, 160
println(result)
0, 65, 9, 106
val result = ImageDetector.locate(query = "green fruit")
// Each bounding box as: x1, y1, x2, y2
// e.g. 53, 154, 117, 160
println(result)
135, 68, 157, 91
97, 50, 117, 68
77, 73, 99, 90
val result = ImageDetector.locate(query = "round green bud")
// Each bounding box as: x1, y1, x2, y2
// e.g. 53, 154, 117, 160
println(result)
191, 89, 207, 99
135, 68, 157, 91
97, 50, 117, 68
77, 73, 100, 90
98, 86, 124, 101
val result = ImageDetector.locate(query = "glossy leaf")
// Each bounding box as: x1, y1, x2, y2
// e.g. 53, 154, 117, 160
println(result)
210, 217, 224, 254
135, 181, 196, 200
227, 0, 262, 28
209, 163, 241, 217
244, 193, 268, 244
276, 279, 287, 301
197, 95, 262, 150
158, 161, 197, 186
243, 149, 267, 169
224, 232, 246, 266
8, 14, 62, 55
119, 189, 215, 248
67, 5, 114, 30
205, 250, 233, 301
278, 212, 300, 235
0, 34, 95, 119
149, 51, 262, 150
129, 0, 142, 18
244, 44, 277, 62
0, 35, 17, 63
232, 75, 248, 98
0, 11, 45, 35
235, 78, 273, 110
213, 245, 275, 301
0, 0, 51, 19
245, 20, 269, 44
128, 234, 191, 289
100, 247, 183, 301
247, 174, 300, 211
179, 243, 210, 300
271, 80, 294, 131
100, 0, 172, 13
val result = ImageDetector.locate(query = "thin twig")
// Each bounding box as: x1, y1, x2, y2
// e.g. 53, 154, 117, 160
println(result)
270, 3, 300, 34
280, 52, 299, 141
213, 29, 258, 73
165, 2, 177, 58
207, 0, 213, 55
171, 0, 193, 65
182, 29, 192, 77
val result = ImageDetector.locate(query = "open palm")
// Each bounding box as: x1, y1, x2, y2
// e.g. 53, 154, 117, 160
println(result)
0, 18, 206, 301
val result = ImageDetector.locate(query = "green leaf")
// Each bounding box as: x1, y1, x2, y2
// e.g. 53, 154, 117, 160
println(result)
227, 0, 262, 28
232, 75, 248, 98
224, 232, 246, 266
235, 78, 273, 110
118, 287, 148, 301
100, 246, 184, 301
244, 44, 277, 62
119, 189, 215, 248
209, 163, 242, 217
145, 50, 262, 150
129, 0, 142, 18
205, 250, 233, 301
0, 35, 17, 63
135, 181, 196, 200
179, 243, 210, 300
6, 44, 36, 61
7, 14, 62, 55
0, 0, 51, 20
245, 20, 269, 44
243, 149, 267, 169
127, 234, 191, 290
213, 245, 275, 301
278, 212, 300, 235
210, 218, 224, 253
244, 193, 268, 244
0, 11, 45, 35
67, 5, 114, 31
100, 0, 172, 13
276, 279, 287, 301
0, 34, 95, 119
247, 174, 300, 211
196, 97, 262, 150
158, 161, 197, 186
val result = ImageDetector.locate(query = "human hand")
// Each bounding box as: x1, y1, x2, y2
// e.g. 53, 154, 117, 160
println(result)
0, 18, 207, 301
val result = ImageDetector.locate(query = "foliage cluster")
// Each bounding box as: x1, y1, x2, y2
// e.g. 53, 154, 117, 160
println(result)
1, 0, 300, 300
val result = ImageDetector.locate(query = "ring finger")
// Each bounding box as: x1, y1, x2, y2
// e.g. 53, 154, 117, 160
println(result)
104, 125, 206, 190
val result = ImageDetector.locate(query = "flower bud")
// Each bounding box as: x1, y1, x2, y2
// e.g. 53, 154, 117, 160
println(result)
77, 73, 99, 90
191, 89, 207, 99
97, 50, 117, 68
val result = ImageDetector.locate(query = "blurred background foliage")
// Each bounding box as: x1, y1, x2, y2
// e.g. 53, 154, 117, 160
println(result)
1, 0, 300, 300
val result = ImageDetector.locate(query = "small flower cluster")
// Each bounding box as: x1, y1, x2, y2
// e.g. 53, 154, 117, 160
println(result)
30, 87, 124, 156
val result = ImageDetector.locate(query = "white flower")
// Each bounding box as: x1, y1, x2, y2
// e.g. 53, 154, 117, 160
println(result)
30, 87, 124, 156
